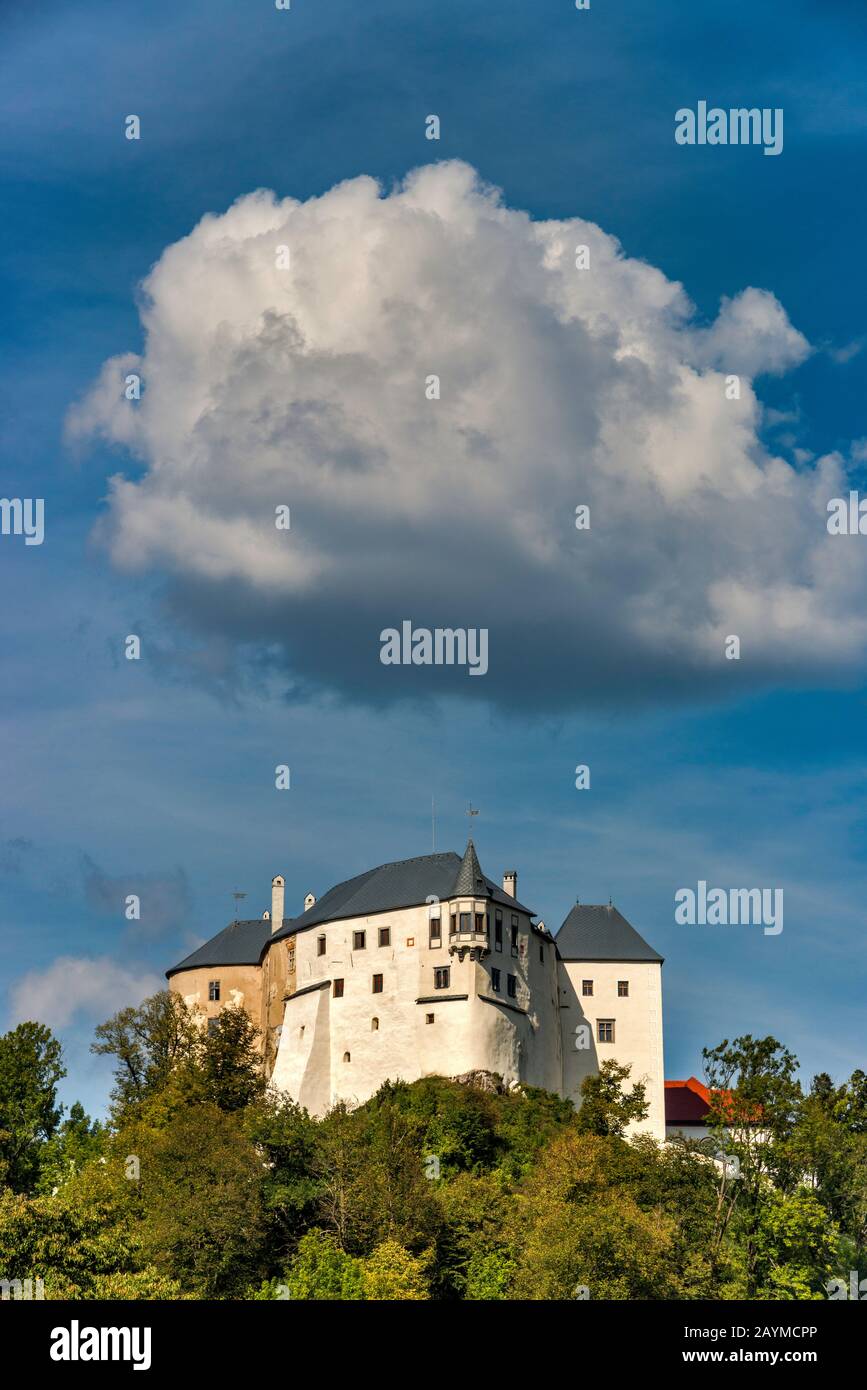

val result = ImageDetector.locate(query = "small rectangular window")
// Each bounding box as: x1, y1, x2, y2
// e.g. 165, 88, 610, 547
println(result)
317, 935, 326, 957
582, 980, 593, 996
434, 966, 450, 990
372, 973, 383, 994
353, 930, 366, 950
539, 944, 544, 963
618, 980, 629, 997
449, 913, 457, 937
491, 967, 501, 992
208, 980, 220, 1001
429, 916, 441, 947
379, 926, 391, 947
598, 1019, 615, 1043
507, 974, 517, 999
474, 912, 485, 934
495, 911, 503, 951
333, 978, 344, 998
511, 916, 519, 957
459, 911, 471, 932
426, 1013, 435, 1024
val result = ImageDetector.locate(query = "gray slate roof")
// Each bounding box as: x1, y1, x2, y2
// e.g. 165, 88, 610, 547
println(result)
166, 917, 290, 978
270, 847, 533, 942
454, 839, 487, 896
554, 904, 663, 963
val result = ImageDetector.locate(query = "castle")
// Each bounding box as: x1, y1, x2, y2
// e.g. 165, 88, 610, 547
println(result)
166, 840, 667, 1139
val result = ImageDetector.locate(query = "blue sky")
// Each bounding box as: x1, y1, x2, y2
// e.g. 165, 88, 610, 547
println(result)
2, 0, 867, 1117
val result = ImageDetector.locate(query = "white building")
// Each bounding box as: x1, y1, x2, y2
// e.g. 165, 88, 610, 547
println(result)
167, 840, 666, 1139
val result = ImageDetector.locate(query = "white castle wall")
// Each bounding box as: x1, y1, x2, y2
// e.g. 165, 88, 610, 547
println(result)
558, 958, 665, 1140
270, 898, 565, 1115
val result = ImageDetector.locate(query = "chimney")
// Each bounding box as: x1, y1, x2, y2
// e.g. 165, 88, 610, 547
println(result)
503, 870, 517, 899
304, 892, 316, 912
271, 875, 285, 934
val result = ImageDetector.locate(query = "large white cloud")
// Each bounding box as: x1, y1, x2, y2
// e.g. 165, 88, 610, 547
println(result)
66, 161, 866, 708
9, 957, 163, 1030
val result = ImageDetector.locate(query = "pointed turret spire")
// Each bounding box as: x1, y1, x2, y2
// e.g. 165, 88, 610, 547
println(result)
454, 837, 487, 896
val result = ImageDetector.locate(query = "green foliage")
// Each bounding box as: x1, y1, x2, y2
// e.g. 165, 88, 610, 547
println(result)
751, 1188, 839, 1300
574, 1059, 649, 1137
283, 1229, 365, 1300
184, 1006, 265, 1112
360, 1239, 430, 1299
3, 989, 860, 1302
0, 1022, 66, 1193
91, 991, 200, 1117
128, 1102, 267, 1297
36, 1102, 105, 1194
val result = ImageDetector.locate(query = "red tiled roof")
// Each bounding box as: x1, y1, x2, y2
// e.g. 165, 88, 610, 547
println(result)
665, 1076, 712, 1125
665, 1076, 760, 1127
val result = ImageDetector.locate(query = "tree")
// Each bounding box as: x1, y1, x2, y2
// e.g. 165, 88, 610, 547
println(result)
36, 1101, 105, 1194
752, 1188, 839, 1300
574, 1059, 648, 1137
283, 1228, 364, 1300
131, 1102, 267, 1297
185, 1005, 265, 1112
91, 991, 199, 1117
0, 1022, 66, 1193
0, 1151, 144, 1298
702, 1035, 802, 1296
361, 1240, 430, 1299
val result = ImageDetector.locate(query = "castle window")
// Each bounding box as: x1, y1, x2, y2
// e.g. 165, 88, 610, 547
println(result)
378, 926, 391, 947
598, 1019, 615, 1043
429, 916, 441, 947
426, 1013, 435, 1024
317, 935, 326, 956
491, 967, 501, 993
459, 911, 471, 932
511, 916, 519, 956
333, 978, 344, 998
343, 1051, 351, 1063
434, 966, 450, 990
371, 1017, 379, 1031
450, 912, 457, 937
207, 1016, 220, 1034
353, 930, 366, 950
372, 973, 383, 994
618, 980, 629, 997
507, 974, 517, 999
474, 912, 485, 935
495, 910, 503, 951
539, 944, 544, 963
208, 980, 220, 1002
582, 980, 593, 996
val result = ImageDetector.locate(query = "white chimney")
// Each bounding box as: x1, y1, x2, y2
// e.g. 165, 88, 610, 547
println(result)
304, 892, 316, 912
271, 875, 285, 934
503, 870, 517, 899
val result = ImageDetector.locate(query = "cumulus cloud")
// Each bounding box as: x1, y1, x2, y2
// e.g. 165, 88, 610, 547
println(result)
66, 161, 865, 709
9, 957, 163, 1030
